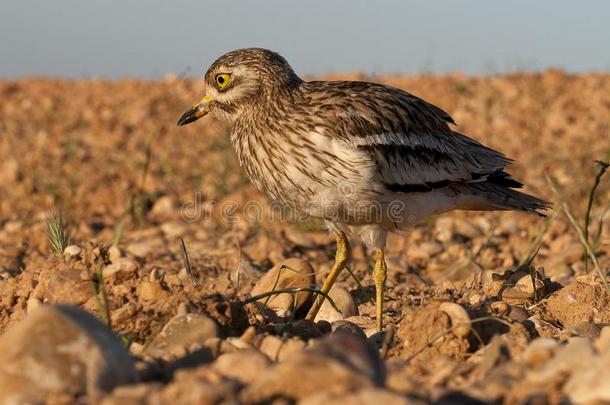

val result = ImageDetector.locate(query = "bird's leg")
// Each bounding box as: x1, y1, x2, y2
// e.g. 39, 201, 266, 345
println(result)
306, 231, 350, 321
373, 248, 387, 332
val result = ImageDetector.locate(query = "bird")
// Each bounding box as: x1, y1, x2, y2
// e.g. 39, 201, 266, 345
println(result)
177, 48, 549, 332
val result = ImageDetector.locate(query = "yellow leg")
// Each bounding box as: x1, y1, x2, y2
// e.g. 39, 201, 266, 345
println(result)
373, 249, 387, 332
306, 232, 350, 321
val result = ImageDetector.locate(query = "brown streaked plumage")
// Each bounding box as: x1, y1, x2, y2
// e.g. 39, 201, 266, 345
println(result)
178, 48, 550, 331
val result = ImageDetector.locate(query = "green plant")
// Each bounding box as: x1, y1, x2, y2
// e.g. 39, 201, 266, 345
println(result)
582, 160, 609, 273
90, 262, 112, 329
45, 209, 69, 255
128, 131, 161, 227
547, 169, 610, 293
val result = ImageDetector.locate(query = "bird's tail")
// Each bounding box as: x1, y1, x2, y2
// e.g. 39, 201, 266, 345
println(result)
454, 181, 551, 216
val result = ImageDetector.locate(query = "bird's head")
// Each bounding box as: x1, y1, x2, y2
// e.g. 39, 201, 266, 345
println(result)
177, 48, 301, 126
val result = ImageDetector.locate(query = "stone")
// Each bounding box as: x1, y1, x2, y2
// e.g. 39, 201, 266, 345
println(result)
145, 313, 219, 359
137, 281, 168, 301
521, 338, 559, 366
283, 319, 324, 340
107, 245, 124, 263
277, 338, 307, 362
569, 322, 603, 339
0, 158, 19, 184
301, 388, 420, 405
212, 350, 272, 384
595, 326, 610, 352
250, 258, 316, 318
44, 268, 91, 305
160, 221, 188, 239
125, 239, 164, 258
438, 302, 471, 338
26, 296, 42, 314
508, 306, 530, 322
529, 337, 595, 384
63, 245, 82, 257
103, 258, 138, 278
0, 305, 137, 402
241, 333, 384, 403
406, 241, 443, 261
565, 347, 610, 404
100, 383, 162, 405
150, 195, 175, 218
258, 335, 284, 361
436, 217, 483, 240
490, 301, 511, 316
331, 320, 368, 341
501, 271, 544, 301
314, 286, 358, 323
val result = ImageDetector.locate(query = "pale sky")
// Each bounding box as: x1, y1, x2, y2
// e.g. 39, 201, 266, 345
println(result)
1, 0, 609, 79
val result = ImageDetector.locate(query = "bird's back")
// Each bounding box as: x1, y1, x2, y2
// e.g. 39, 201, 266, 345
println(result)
299, 80, 549, 217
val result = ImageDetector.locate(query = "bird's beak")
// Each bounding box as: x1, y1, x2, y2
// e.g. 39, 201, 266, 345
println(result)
177, 95, 215, 126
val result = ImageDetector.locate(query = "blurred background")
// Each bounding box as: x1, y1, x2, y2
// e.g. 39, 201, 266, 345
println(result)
1, 0, 610, 78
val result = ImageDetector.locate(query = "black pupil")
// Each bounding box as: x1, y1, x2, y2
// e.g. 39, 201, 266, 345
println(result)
217, 76, 224, 84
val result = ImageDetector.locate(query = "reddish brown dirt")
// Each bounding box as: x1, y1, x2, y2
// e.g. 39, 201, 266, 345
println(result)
1, 71, 610, 403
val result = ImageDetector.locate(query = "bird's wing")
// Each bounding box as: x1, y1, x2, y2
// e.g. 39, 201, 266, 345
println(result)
307, 81, 514, 189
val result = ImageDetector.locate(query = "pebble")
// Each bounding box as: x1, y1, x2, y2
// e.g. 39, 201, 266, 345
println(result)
137, 281, 168, 301
149, 268, 162, 282
160, 221, 188, 238
439, 302, 471, 338
277, 338, 307, 362
145, 313, 219, 359
107, 246, 124, 263
501, 271, 544, 301
301, 388, 421, 405
125, 238, 164, 258
44, 268, 91, 305
63, 245, 82, 257
258, 335, 284, 361
331, 320, 368, 341
595, 326, 610, 352
521, 337, 559, 366
250, 258, 316, 318
103, 258, 138, 278
0, 305, 136, 402
150, 195, 175, 218
508, 306, 530, 322
406, 241, 443, 261
569, 323, 603, 339
436, 217, 483, 240
529, 337, 595, 384
314, 286, 358, 323
213, 350, 272, 384
490, 301, 511, 316
26, 297, 42, 314
564, 345, 610, 404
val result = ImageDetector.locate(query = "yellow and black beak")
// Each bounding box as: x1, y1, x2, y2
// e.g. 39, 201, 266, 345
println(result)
177, 95, 215, 126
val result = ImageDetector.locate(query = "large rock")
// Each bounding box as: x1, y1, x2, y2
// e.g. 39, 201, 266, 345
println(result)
301, 388, 422, 405
240, 331, 384, 402
250, 258, 316, 318
0, 305, 137, 402
564, 342, 610, 403
145, 313, 219, 359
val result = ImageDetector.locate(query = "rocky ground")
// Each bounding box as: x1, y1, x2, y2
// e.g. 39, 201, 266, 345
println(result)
0, 71, 609, 404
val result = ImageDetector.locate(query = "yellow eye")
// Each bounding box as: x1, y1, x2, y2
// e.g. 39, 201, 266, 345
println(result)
215, 73, 231, 90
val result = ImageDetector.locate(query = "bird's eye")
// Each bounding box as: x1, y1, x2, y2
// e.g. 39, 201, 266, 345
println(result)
215, 73, 231, 90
